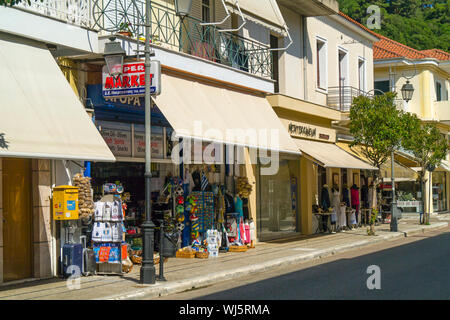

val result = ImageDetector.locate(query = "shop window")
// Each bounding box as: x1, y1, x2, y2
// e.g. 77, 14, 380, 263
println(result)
134, 124, 164, 159
432, 172, 447, 212
258, 159, 299, 239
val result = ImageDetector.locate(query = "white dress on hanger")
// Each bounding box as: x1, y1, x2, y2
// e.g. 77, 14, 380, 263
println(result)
339, 204, 347, 228
332, 189, 340, 226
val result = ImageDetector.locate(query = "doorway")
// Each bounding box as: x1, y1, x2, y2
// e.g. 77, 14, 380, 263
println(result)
2, 158, 32, 282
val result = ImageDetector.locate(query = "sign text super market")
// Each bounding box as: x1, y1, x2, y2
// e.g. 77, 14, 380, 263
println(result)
102, 61, 161, 97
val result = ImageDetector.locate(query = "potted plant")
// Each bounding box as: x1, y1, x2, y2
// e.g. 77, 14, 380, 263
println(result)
118, 22, 133, 37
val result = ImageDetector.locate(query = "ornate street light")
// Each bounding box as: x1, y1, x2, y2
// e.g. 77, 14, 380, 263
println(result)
174, 0, 193, 17
103, 37, 126, 78
401, 80, 414, 102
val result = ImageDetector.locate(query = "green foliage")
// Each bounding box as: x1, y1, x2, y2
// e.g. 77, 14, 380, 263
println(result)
349, 92, 403, 170
401, 112, 448, 177
338, 0, 450, 52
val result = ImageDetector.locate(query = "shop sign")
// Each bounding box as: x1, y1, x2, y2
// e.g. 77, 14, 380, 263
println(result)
134, 130, 164, 159
397, 201, 422, 208
102, 61, 161, 98
100, 128, 132, 157
282, 119, 336, 142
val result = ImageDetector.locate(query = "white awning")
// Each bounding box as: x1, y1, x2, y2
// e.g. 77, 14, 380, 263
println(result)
153, 73, 300, 155
294, 139, 378, 170
0, 34, 115, 162
225, 0, 288, 36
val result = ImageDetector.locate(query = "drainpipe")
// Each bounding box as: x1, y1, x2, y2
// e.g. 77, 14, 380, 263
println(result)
302, 15, 308, 101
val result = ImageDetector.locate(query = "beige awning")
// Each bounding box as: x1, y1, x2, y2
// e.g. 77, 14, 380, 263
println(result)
294, 139, 377, 170
0, 34, 115, 162
225, 0, 288, 36
380, 159, 419, 181
153, 73, 300, 155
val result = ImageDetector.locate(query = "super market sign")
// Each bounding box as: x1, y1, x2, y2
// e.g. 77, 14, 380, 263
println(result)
102, 61, 161, 97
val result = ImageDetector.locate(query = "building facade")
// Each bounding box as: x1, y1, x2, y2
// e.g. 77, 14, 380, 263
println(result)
373, 35, 450, 215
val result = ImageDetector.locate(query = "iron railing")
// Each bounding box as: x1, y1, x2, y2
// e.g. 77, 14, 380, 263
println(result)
15, 0, 93, 28
93, 0, 273, 78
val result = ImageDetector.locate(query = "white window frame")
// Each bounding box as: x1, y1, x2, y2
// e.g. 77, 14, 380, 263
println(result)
337, 46, 349, 88
315, 36, 328, 93
358, 56, 367, 93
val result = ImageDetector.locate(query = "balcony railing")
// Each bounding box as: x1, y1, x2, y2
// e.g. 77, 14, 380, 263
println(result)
327, 86, 408, 112
94, 0, 273, 78
15, 0, 93, 28
327, 86, 366, 112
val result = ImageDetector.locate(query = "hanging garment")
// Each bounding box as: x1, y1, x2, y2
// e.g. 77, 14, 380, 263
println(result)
338, 204, 347, 228
111, 223, 122, 242
351, 186, 360, 206
235, 196, 244, 219
361, 184, 369, 208
111, 200, 122, 221
103, 202, 113, 221
321, 187, 331, 211
249, 219, 256, 241
102, 222, 112, 242
348, 209, 357, 226
332, 189, 340, 211
224, 193, 235, 213
342, 188, 351, 207
94, 202, 104, 222
92, 222, 104, 242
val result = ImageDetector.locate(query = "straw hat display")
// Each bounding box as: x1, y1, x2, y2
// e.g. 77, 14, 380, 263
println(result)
236, 177, 252, 199
73, 173, 94, 219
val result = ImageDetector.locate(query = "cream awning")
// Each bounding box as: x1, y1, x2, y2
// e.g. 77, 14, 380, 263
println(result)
225, 0, 287, 36
0, 34, 115, 162
294, 139, 377, 170
152, 73, 300, 155
337, 143, 417, 180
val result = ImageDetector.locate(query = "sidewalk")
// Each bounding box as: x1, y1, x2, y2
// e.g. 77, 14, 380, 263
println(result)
0, 220, 447, 300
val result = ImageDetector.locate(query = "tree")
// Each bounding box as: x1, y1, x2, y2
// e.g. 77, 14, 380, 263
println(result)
338, 0, 450, 52
0, 0, 42, 6
401, 113, 448, 225
349, 92, 404, 234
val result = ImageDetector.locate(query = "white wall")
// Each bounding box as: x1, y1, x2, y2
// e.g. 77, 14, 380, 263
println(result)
276, 7, 375, 107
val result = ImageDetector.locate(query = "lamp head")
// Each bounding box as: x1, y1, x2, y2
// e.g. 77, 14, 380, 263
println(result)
103, 37, 126, 78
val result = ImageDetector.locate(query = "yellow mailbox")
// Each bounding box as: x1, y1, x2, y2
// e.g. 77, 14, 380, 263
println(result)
53, 185, 79, 220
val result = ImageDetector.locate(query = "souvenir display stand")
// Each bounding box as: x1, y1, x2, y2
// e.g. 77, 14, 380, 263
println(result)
92, 184, 125, 275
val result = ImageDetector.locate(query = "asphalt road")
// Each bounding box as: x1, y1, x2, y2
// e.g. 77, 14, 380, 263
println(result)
155, 227, 450, 300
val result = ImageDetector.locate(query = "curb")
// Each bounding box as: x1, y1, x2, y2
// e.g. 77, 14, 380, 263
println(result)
101, 222, 448, 300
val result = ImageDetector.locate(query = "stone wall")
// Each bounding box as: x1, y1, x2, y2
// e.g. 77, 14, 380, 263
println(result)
32, 159, 53, 279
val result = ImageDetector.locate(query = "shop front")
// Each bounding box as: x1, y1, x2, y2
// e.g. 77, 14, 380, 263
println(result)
265, 99, 378, 236
79, 65, 300, 273
0, 34, 115, 283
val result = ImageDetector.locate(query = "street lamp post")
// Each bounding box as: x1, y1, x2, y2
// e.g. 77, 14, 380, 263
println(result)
389, 79, 415, 232
140, 0, 157, 285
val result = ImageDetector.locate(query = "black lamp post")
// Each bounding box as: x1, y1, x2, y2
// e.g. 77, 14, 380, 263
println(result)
390, 79, 415, 232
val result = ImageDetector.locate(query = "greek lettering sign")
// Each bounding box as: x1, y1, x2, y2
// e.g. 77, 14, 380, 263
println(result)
102, 60, 161, 97
281, 119, 336, 142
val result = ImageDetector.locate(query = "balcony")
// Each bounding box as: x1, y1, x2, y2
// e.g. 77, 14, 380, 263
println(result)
95, 0, 273, 79
15, 0, 93, 28
327, 86, 407, 113
326, 86, 366, 112
433, 100, 450, 123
